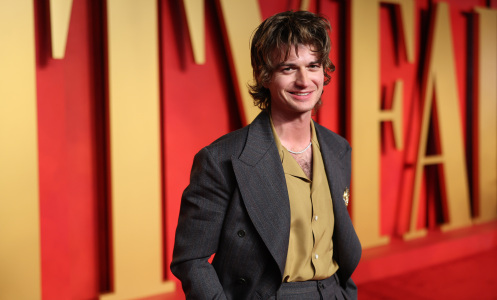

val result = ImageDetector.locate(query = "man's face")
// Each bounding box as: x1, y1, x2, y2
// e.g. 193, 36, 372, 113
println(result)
266, 44, 324, 119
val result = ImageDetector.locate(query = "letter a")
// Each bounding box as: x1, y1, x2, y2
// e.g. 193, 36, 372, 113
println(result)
404, 2, 472, 239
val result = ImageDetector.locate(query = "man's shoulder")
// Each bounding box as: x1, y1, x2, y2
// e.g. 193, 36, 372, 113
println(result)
313, 121, 351, 150
207, 125, 250, 151
204, 111, 271, 155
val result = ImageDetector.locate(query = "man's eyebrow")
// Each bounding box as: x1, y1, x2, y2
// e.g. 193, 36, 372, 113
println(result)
277, 60, 321, 67
277, 62, 296, 67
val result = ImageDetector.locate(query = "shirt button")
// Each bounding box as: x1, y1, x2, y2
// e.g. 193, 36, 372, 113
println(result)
315, 254, 319, 259
314, 215, 318, 221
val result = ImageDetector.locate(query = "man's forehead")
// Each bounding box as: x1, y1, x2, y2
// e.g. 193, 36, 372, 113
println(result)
272, 44, 319, 64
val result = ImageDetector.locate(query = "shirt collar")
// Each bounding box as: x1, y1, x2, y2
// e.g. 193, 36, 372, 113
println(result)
270, 116, 319, 181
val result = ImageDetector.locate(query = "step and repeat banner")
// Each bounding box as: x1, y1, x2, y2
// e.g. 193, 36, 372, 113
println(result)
1, 0, 496, 299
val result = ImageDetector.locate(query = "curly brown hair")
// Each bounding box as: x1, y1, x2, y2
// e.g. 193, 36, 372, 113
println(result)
249, 11, 335, 112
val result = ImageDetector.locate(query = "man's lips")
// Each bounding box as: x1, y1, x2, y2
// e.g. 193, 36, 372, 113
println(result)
289, 91, 313, 96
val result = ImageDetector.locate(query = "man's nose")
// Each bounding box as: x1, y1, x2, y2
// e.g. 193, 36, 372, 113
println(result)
295, 69, 310, 87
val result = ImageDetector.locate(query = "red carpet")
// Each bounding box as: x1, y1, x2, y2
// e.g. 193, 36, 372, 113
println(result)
357, 247, 497, 300
148, 248, 497, 300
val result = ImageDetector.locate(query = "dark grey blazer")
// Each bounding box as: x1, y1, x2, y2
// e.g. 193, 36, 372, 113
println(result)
171, 112, 361, 300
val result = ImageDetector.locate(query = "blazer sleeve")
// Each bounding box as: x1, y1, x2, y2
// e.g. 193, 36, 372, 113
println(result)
170, 147, 230, 300
341, 276, 358, 300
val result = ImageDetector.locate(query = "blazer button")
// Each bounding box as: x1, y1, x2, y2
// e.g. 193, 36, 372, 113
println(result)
237, 230, 246, 238
236, 277, 247, 285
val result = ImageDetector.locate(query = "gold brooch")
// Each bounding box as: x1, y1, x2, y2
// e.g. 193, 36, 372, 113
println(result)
343, 187, 350, 207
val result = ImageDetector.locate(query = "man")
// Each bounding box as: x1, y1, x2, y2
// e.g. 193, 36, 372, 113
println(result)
171, 10, 361, 299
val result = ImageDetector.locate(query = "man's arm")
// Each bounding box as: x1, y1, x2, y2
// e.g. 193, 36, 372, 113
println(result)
171, 147, 230, 299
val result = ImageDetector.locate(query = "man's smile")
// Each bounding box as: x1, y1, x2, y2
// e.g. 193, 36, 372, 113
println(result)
289, 91, 312, 96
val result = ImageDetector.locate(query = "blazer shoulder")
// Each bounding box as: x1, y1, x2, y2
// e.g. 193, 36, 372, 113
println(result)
202, 112, 272, 161
314, 122, 351, 153
200, 125, 250, 161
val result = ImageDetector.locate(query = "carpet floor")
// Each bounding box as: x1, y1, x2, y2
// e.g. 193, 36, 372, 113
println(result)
357, 247, 497, 300
153, 247, 497, 300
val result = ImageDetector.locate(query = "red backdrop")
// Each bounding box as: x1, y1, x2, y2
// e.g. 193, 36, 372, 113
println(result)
32, 0, 496, 299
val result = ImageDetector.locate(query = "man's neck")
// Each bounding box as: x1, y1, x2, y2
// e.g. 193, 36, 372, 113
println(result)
271, 110, 312, 150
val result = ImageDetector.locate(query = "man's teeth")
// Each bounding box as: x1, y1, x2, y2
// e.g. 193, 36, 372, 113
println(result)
292, 92, 310, 96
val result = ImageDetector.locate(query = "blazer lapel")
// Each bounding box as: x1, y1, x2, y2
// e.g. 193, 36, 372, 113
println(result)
314, 123, 349, 224
231, 112, 290, 277
315, 123, 361, 282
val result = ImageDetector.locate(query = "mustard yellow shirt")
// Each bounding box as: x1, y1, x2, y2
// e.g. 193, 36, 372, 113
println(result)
270, 119, 339, 282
